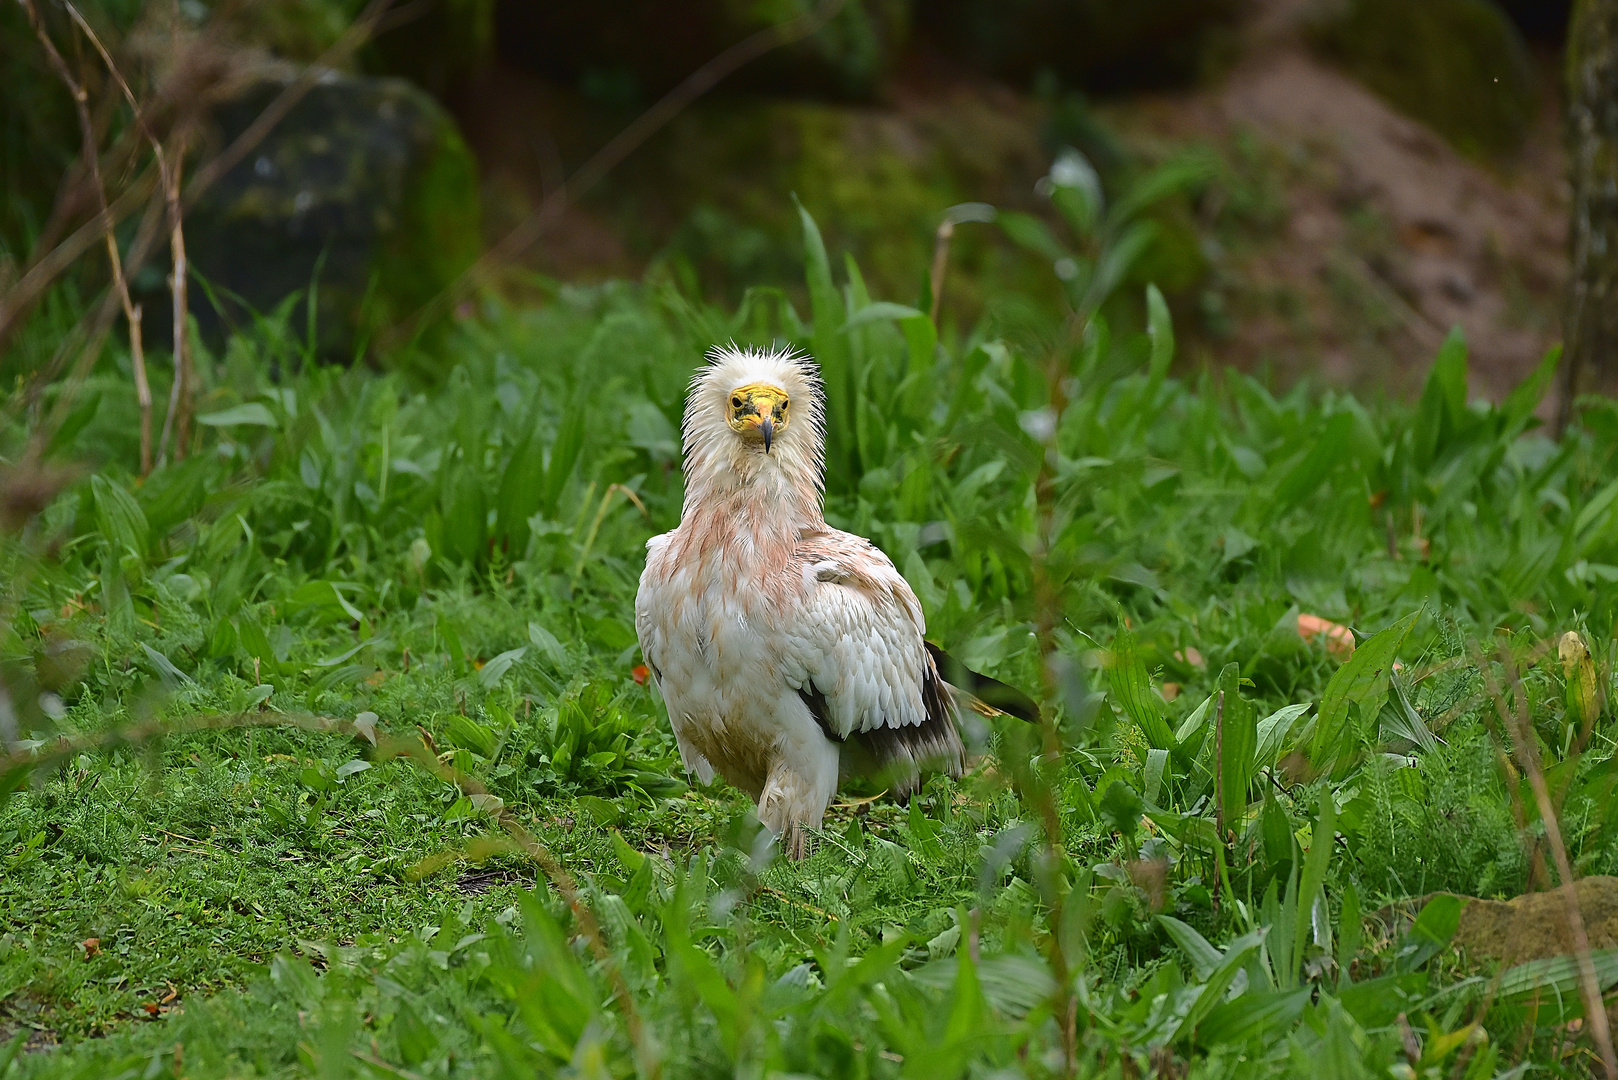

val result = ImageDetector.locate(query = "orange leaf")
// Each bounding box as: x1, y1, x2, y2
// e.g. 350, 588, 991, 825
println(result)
1173, 647, 1205, 669
631, 665, 650, 686
1298, 613, 1354, 659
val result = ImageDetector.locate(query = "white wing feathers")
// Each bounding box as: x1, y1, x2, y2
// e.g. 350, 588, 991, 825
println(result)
788, 530, 934, 740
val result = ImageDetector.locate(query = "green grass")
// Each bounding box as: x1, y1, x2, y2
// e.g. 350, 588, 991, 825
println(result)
4, 169, 1618, 1077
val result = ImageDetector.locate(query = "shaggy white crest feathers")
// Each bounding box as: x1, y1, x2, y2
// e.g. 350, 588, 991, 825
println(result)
679, 345, 826, 514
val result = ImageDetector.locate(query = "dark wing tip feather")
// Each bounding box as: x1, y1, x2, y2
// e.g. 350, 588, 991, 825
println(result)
924, 641, 1041, 724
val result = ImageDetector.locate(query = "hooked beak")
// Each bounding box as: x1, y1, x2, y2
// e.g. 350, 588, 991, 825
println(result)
759, 415, 773, 453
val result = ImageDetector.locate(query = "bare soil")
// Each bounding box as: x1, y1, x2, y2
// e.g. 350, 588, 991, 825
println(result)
1121, 0, 1567, 402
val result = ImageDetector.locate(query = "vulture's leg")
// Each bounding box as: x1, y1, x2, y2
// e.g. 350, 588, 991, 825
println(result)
757, 739, 838, 861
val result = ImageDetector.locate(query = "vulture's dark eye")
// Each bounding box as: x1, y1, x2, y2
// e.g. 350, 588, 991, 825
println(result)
731, 396, 743, 408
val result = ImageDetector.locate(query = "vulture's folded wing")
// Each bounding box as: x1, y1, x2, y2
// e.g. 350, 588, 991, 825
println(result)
787, 531, 962, 781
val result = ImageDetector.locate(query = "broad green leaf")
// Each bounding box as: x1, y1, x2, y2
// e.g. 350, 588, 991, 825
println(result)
476, 646, 527, 690
1379, 673, 1442, 753
544, 387, 587, 515
46, 392, 100, 459
445, 714, 499, 758
1501, 344, 1560, 432
91, 474, 149, 561
1174, 693, 1214, 746
1393, 893, 1466, 974
1165, 928, 1266, 1045
1217, 663, 1257, 826
610, 829, 645, 872
1254, 703, 1311, 768
197, 402, 277, 428
996, 210, 1069, 262
1310, 610, 1419, 769
1145, 283, 1174, 396
1413, 327, 1468, 468
1574, 478, 1618, 551
439, 457, 487, 566
139, 642, 193, 686
1197, 986, 1310, 1048
1159, 914, 1222, 981
1291, 788, 1336, 983
1107, 627, 1174, 748
841, 301, 926, 331
795, 197, 852, 484
1261, 793, 1294, 868
1337, 882, 1361, 987
1144, 747, 1169, 806
1337, 954, 1433, 1036
495, 402, 547, 552
1497, 948, 1618, 1014
1273, 411, 1354, 510
528, 622, 567, 670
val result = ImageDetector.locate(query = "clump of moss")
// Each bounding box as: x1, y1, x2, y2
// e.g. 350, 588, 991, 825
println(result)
1310, 0, 1538, 158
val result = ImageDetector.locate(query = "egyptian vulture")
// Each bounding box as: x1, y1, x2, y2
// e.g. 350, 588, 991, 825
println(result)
635, 345, 1033, 857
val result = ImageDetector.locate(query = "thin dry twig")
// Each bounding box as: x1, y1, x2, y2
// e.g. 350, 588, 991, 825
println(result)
156, 132, 190, 463
0, 172, 153, 348
1481, 641, 1618, 1078
18, 181, 168, 462
928, 219, 953, 325
382, 0, 849, 350
62, 0, 172, 473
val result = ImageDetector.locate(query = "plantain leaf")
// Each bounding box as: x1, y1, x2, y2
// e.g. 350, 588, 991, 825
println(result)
1216, 664, 1258, 827
1311, 610, 1419, 771
1107, 627, 1174, 748
796, 197, 852, 486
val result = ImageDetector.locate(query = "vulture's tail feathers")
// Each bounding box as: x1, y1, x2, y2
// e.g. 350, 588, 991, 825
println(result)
924, 642, 1040, 724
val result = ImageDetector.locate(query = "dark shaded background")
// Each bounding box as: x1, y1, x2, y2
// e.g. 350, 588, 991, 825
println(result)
0, 0, 1579, 391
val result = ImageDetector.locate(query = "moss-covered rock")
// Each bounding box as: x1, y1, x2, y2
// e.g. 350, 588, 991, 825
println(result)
917, 0, 1243, 94
1453, 876, 1618, 963
1310, 0, 1538, 158
157, 74, 480, 360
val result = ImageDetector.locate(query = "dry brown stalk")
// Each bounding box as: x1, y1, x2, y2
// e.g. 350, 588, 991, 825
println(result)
928, 219, 954, 325
32, 177, 169, 448
63, 0, 174, 474
17, 0, 151, 473
0, 172, 154, 348
1482, 641, 1618, 1078
157, 132, 191, 463
14, 181, 167, 465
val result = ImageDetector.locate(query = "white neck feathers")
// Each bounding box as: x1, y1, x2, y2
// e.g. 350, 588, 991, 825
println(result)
679, 345, 826, 538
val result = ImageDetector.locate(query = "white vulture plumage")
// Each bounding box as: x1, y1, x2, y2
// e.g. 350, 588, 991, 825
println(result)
635, 344, 1033, 858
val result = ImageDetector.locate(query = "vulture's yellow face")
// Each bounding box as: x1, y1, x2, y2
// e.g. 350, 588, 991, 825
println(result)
726, 382, 790, 452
